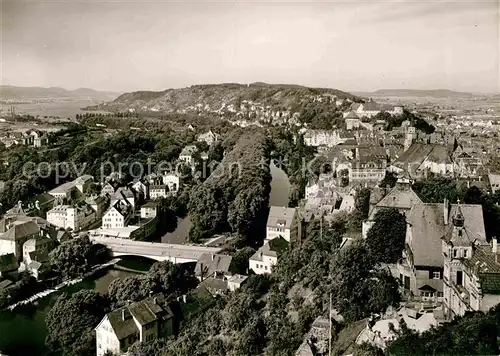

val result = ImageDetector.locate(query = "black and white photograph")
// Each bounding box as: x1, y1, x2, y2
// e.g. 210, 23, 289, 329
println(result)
0, 0, 499, 355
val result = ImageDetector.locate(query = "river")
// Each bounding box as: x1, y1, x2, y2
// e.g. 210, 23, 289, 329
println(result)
161, 164, 290, 244
0, 258, 152, 356
269, 163, 291, 207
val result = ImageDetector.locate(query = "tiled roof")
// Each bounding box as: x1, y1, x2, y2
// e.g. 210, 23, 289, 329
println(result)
251, 236, 290, 261
407, 203, 485, 267
267, 206, 296, 229
49, 181, 76, 194
394, 143, 434, 167
344, 111, 359, 119
106, 295, 172, 340
195, 253, 234, 278
463, 245, 500, 294
1, 220, 40, 241
369, 182, 422, 219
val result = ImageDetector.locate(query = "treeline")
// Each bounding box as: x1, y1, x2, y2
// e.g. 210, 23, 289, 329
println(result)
188, 131, 272, 244
377, 109, 435, 134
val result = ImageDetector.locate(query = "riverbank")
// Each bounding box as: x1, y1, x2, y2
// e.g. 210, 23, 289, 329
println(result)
0, 260, 148, 356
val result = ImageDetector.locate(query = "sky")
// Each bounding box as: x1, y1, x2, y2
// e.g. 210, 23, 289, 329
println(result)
1, 0, 499, 93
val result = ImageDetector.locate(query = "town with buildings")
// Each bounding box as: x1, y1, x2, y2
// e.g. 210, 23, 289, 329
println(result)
2, 1, 500, 356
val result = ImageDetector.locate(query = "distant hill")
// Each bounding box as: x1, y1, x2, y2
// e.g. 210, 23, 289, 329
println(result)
356, 89, 476, 98
0, 85, 119, 100
96, 82, 359, 114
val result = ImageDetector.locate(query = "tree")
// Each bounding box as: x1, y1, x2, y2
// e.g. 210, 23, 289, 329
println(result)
348, 188, 371, 229
366, 208, 407, 264
231, 246, 256, 275
45, 290, 109, 356
49, 235, 109, 280
380, 171, 398, 188
108, 261, 198, 306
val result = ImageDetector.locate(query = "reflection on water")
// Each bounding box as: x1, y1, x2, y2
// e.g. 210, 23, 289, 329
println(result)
270, 163, 290, 207
94, 268, 139, 294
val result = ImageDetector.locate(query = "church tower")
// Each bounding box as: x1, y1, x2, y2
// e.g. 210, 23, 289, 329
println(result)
404, 126, 416, 152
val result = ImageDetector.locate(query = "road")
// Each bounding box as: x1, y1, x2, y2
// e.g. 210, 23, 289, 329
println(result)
90, 236, 221, 263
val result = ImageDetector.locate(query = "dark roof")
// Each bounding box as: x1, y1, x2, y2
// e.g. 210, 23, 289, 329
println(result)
463, 245, 500, 294
195, 253, 234, 278
407, 203, 485, 267
345, 111, 359, 119
369, 182, 422, 219
1, 220, 40, 241
0, 253, 18, 272
198, 277, 228, 293
106, 295, 173, 340
394, 143, 434, 167
34, 192, 55, 205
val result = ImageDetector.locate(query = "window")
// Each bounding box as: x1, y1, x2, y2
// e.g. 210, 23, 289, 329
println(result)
265, 266, 268, 270
464, 249, 468, 258
433, 271, 440, 279
438, 292, 443, 297
457, 271, 463, 286
453, 249, 458, 258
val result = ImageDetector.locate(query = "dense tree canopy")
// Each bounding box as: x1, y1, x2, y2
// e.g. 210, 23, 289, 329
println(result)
45, 290, 109, 356
188, 132, 272, 244
366, 208, 407, 264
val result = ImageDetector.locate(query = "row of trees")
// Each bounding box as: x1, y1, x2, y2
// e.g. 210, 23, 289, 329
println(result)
188, 131, 272, 245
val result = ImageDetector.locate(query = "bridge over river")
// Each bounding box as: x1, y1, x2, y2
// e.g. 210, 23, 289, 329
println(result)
90, 236, 222, 263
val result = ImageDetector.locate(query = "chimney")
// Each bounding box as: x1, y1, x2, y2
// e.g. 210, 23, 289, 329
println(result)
153, 297, 157, 305
443, 198, 449, 225
182, 294, 187, 303
211, 253, 215, 261
121, 309, 127, 321
493, 238, 498, 254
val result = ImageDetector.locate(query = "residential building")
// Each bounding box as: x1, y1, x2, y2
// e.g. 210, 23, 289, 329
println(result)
140, 201, 159, 219
162, 174, 180, 195
442, 223, 500, 318
249, 236, 289, 274
398, 200, 486, 301
266, 206, 300, 243
344, 111, 362, 130
179, 145, 198, 165
227, 274, 248, 291
350, 146, 387, 185
46, 204, 96, 231
488, 173, 500, 194
111, 187, 136, 209
49, 181, 76, 201
95, 295, 174, 356
362, 177, 423, 238
393, 143, 454, 178
149, 185, 168, 200
0, 220, 41, 258
85, 195, 108, 218
74, 175, 94, 194
197, 130, 220, 146
354, 99, 403, 119
303, 130, 338, 147
101, 182, 118, 196
102, 203, 131, 229
195, 253, 235, 280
